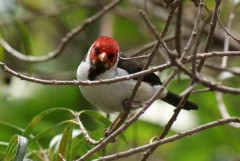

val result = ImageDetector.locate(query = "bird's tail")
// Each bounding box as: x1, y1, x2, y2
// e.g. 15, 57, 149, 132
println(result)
161, 91, 198, 110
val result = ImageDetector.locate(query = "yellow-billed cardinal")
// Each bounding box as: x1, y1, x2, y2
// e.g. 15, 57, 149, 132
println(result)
77, 36, 198, 113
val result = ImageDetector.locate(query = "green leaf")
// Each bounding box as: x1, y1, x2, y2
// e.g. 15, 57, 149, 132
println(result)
79, 110, 127, 143
22, 107, 75, 138
4, 135, 28, 161
0, 120, 24, 133
28, 120, 77, 144
15, 21, 33, 55
0, 141, 8, 146
79, 110, 111, 127
56, 123, 73, 161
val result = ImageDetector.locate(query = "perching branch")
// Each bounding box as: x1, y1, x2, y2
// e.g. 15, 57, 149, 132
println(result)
1, 1, 240, 161
2, 51, 240, 88
75, 66, 178, 161
0, 61, 171, 86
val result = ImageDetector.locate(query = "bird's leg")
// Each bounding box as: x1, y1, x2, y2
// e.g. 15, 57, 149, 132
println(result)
107, 110, 130, 136
104, 111, 130, 139
104, 99, 133, 137
105, 112, 124, 136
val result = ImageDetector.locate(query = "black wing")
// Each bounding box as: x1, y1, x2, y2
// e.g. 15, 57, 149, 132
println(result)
117, 56, 162, 86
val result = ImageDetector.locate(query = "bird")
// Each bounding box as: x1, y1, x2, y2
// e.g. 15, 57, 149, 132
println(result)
76, 36, 198, 114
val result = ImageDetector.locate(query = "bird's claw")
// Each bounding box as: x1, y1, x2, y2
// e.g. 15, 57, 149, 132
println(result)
124, 99, 142, 111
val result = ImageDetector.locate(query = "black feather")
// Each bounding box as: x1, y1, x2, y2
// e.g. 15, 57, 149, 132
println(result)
87, 54, 198, 110
117, 57, 162, 86
162, 91, 198, 110
88, 62, 107, 80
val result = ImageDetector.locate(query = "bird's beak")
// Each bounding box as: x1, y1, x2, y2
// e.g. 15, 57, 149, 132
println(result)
99, 52, 107, 63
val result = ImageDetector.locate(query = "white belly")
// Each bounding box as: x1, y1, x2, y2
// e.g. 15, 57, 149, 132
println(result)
77, 61, 165, 113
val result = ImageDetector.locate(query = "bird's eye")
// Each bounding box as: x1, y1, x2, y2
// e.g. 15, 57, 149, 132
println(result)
108, 53, 115, 59
95, 48, 100, 55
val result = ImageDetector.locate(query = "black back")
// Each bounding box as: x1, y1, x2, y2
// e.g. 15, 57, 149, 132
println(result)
117, 57, 162, 86
86, 53, 162, 86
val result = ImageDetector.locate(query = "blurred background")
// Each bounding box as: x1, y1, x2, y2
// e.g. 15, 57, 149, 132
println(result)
0, 0, 240, 160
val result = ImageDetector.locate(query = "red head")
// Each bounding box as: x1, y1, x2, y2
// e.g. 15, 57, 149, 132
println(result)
89, 36, 119, 68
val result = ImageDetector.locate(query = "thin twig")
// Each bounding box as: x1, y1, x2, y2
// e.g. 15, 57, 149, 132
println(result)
183, 51, 240, 63
185, 1, 204, 77
219, 5, 237, 68
204, 63, 240, 77
119, 54, 150, 60
139, 10, 176, 59
0, 0, 124, 62
160, 0, 180, 38
139, 10, 160, 39
192, 88, 212, 94
127, 36, 175, 57
94, 117, 240, 161
197, 0, 221, 72
75, 112, 101, 145
102, 6, 178, 142
126, 41, 156, 56
215, 93, 240, 128
128, 41, 161, 101
129, 10, 163, 102
215, 4, 240, 129
180, 82, 198, 96
217, 8, 240, 45
116, 7, 178, 120
133, 0, 239, 50
140, 1, 204, 160
174, 59, 240, 95
1, 51, 240, 86
0, 61, 171, 86
75, 68, 178, 161
190, 13, 212, 58
175, 0, 183, 57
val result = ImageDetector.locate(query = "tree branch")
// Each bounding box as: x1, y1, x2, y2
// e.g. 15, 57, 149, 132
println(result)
196, 0, 221, 72
0, 0, 124, 62
140, 1, 204, 159
75, 112, 101, 145
75, 67, 178, 161
1, 51, 240, 86
94, 117, 240, 161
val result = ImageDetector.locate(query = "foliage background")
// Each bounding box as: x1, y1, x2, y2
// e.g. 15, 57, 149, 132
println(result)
0, 0, 240, 160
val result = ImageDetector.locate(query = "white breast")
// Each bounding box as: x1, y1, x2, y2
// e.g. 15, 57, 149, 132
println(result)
76, 61, 166, 113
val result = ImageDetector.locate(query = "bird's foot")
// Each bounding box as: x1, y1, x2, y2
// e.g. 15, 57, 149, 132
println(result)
124, 99, 142, 111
